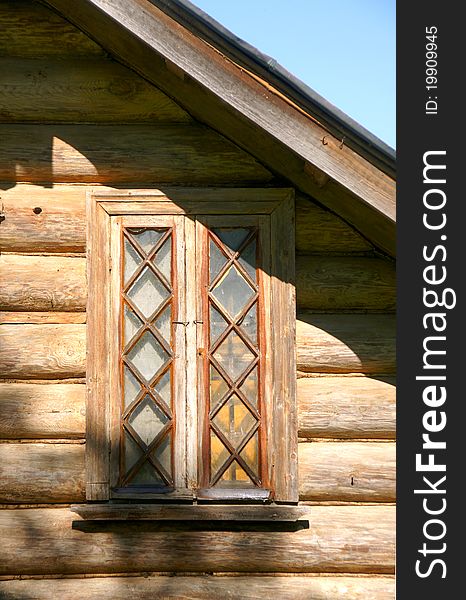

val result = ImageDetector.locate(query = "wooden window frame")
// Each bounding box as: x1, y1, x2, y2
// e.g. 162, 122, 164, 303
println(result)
85, 188, 297, 506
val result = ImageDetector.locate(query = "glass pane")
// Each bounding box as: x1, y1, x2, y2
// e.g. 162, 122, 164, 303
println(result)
127, 331, 168, 382
124, 366, 141, 409
151, 431, 172, 475
210, 430, 230, 477
211, 265, 255, 320
153, 369, 171, 407
131, 461, 164, 486
124, 305, 143, 346
212, 394, 257, 448
216, 461, 253, 488
209, 239, 228, 283
153, 236, 171, 280
238, 238, 256, 283
128, 395, 168, 446
124, 239, 142, 285
239, 368, 258, 408
240, 303, 257, 345
128, 228, 164, 255
124, 431, 142, 474
210, 365, 228, 411
210, 304, 228, 346
154, 304, 171, 344
213, 228, 250, 253
213, 330, 255, 381
240, 432, 259, 477
127, 267, 169, 319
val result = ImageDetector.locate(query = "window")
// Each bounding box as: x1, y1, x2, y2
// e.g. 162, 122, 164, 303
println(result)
86, 189, 297, 506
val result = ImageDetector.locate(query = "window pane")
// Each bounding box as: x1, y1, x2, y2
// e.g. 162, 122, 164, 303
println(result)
212, 228, 250, 253
239, 368, 258, 408
217, 461, 253, 488
126, 331, 168, 383
209, 238, 228, 283
238, 238, 256, 282
123, 366, 141, 409
124, 239, 143, 285
209, 304, 228, 346
211, 265, 255, 320
210, 365, 228, 411
213, 330, 255, 381
240, 303, 257, 346
124, 305, 143, 346
153, 236, 171, 280
212, 394, 257, 448
128, 394, 168, 446
131, 462, 164, 486
154, 304, 171, 344
127, 266, 169, 319
128, 228, 164, 255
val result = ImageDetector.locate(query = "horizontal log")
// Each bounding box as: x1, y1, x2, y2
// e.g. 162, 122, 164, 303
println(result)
0, 378, 394, 441
299, 442, 396, 502
298, 377, 396, 439
0, 441, 394, 504
0, 324, 86, 379
0, 58, 192, 123
297, 314, 396, 374
0, 185, 87, 253
0, 506, 395, 574
0, 312, 86, 324
0, 124, 273, 184
0, 254, 394, 313
0, 0, 106, 58
0, 575, 396, 599
296, 256, 395, 311
0, 383, 85, 439
296, 196, 372, 253
0, 443, 85, 503
0, 255, 86, 312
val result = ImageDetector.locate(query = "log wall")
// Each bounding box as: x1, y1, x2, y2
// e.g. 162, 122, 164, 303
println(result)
0, 2, 395, 597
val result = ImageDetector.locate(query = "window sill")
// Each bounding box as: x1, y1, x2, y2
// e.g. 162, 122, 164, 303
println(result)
70, 503, 308, 522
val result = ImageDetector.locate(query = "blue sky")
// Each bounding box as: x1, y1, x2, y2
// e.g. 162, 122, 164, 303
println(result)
192, 0, 396, 149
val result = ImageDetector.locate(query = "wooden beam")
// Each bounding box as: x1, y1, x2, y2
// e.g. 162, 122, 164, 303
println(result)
0, 441, 395, 504
0, 575, 396, 600
298, 376, 396, 439
43, 0, 395, 255
0, 383, 85, 439
0, 124, 273, 184
0, 57, 192, 123
296, 256, 395, 311
0, 255, 86, 312
0, 324, 86, 379
297, 314, 396, 374
299, 442, 396, 502
0, 443, 85, 503
71, 504, 308, 521
0, 505, 395, 574
0, 0, 105, 58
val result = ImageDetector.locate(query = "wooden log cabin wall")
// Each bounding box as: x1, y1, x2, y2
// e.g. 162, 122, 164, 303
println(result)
0, 1, 396, 598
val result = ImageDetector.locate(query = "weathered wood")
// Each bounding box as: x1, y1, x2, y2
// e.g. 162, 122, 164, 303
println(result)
71, 504, 308, 521
0, 311, 86, 324
296, 195, 372, 253
0, 383, 85, 439
0, 185, 292, 252
0, 441, 394, 504
44, 0, 396, 256
0, 575, 396, 599
0, 505, 395, 574
0, 324, 86, 379
0, 185, 87, 253
0, 58, 192, 123
0, 0, 106, 58
0, 124, 273, 184
271, 195, 298, 502
298, 376, 396, 439
299, 442, 396, 502
0, 255, 86, 312
297, 314, 396, 374
0, 443, 85, 503
296, 256, 395, 311
0, 378, 396, 441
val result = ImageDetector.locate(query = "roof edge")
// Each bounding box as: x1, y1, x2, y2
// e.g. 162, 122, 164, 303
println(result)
151, 0, 396, 179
